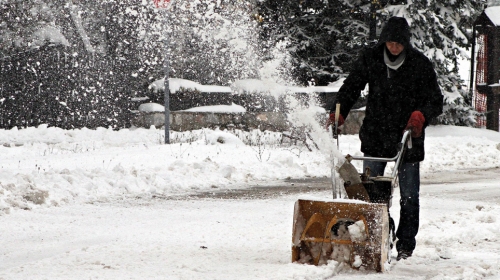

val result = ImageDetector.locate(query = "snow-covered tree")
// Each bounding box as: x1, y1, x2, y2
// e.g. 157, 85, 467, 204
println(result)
0, 0, 68, 56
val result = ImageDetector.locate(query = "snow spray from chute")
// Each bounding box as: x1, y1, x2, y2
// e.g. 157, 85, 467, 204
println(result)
255, 41, 346, 165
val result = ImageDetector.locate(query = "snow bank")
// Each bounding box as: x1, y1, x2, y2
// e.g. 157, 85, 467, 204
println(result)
0, 125, 499, 214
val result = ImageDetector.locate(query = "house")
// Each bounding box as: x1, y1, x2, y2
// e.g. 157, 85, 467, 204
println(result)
471, 6, 500, 131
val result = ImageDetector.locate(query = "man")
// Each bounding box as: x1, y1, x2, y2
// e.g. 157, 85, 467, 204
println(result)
329, 17, 443, 260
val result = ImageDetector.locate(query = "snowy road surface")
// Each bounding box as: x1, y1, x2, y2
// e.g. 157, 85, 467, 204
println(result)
2, 169, 500, 280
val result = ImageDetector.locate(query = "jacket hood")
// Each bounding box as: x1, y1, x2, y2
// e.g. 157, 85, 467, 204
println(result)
378, 17, 411, 49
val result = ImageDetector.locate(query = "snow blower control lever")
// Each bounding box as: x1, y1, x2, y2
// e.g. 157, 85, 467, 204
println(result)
334, 103, 340, 149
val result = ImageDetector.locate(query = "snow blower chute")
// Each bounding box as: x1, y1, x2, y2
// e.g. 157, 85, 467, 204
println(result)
291, 129, 413, 272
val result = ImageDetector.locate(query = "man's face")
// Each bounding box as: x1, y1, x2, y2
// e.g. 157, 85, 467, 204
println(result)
386, 41, 405, 56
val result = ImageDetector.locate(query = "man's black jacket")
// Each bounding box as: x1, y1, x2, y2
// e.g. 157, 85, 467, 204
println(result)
333, 44, 443, 163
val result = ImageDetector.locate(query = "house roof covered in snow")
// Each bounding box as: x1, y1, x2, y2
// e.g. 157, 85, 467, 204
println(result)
485, 7, 500, 26
476, 6, 500, 26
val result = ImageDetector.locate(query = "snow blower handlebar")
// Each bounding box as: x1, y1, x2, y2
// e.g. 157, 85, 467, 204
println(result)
348, 129, 412, 186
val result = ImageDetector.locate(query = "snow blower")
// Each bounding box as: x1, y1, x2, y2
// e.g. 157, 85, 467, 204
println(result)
291, 126, 413, 272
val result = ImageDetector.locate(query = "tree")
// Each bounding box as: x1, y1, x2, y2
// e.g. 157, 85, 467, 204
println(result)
0, 0, 64, 57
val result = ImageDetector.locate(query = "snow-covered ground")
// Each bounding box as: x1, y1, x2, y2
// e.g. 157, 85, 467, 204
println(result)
1, 124, 500, 279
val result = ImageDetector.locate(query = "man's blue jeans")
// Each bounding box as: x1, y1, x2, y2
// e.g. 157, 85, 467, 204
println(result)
363, 156, 420, 253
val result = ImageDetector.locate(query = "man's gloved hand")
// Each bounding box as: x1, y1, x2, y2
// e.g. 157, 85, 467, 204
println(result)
326, 113, 345, 131
405, 111, 425, 138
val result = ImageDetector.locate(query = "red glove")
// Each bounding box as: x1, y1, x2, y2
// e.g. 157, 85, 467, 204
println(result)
405, 111, 425, 138
326, 113, 345, 130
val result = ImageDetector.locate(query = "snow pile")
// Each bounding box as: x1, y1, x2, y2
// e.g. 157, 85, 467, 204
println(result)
149, 78, 232, 94
0, 127, 329, 213
231, 79, 289, 96
183, 103, 246, 113
138, 103, 165, 112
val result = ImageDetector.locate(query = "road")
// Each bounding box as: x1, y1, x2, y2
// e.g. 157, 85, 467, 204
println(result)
1, 168, 499, 279
179, 167, 500, 202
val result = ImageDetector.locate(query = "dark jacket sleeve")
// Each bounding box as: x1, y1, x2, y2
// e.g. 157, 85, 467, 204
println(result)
416, 57, 444, 125
331, 50, 369, 118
